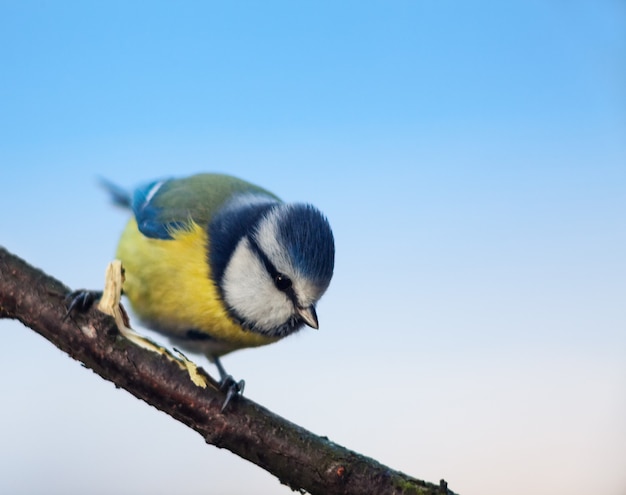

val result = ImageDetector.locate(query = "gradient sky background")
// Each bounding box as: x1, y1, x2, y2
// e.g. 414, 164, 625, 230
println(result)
1, 2, 625, 494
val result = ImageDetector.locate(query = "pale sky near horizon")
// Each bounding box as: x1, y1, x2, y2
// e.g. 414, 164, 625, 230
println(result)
1, 2, 625, 495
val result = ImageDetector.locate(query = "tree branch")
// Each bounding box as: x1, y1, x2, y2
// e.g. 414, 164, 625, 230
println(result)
0, 246, 456, 495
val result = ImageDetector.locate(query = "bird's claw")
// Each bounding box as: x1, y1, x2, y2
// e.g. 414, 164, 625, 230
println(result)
220, 375, 245, 412
64, 290, 103, 320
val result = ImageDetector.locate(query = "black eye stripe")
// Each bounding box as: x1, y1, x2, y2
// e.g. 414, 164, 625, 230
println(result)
247, 234, 297, 300
247, 234, 279, 278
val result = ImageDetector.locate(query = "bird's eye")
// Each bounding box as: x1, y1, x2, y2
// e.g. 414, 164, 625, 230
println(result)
274, 274, 292, 291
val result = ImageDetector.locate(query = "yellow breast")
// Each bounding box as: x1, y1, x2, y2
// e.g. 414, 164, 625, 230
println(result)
115, 218, 278, 352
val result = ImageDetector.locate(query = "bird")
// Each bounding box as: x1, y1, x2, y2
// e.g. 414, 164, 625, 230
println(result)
98, 172, 335, 407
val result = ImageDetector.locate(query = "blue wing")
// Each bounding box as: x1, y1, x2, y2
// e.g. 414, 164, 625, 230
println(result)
130, 179, 185, 240
101, 177, 181, 240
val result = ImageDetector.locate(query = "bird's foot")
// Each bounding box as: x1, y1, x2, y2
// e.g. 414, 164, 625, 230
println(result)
64, 290, 103, 319
213, 356, 245, 411
219, 375, 245, 412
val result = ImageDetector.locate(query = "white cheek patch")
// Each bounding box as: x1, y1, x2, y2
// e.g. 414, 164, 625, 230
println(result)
222, 238, 294, 332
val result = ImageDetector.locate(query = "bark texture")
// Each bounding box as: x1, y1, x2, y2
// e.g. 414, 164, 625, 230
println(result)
0, 247, 456, 495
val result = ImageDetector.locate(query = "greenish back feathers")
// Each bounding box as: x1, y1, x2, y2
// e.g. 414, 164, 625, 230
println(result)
130, 173, 280, 240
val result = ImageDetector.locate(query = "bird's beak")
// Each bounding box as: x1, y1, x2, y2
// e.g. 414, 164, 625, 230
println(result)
298, 305, 319, 329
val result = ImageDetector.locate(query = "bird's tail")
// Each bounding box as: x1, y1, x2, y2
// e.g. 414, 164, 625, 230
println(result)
98, 177, 132, 209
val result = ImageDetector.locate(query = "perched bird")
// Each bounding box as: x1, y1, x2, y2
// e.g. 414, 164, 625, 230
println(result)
100, 173, 335, 404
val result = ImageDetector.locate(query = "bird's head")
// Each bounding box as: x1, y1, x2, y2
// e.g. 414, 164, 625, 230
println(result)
212, 202, 335, 337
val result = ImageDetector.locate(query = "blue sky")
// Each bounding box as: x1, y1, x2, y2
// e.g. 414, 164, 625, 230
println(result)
1, 2, 625, 495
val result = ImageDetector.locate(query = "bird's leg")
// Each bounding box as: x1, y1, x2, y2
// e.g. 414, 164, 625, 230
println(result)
64, 290, 103, 319
213, 356, 245, 412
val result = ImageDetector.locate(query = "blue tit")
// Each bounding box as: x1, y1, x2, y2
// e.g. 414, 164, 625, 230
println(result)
102, 173, 335, 396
